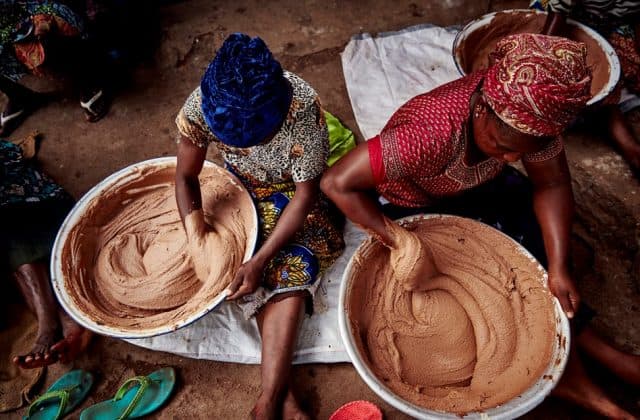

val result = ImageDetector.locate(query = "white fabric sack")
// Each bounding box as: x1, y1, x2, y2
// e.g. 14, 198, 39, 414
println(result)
342, 24, 461, 140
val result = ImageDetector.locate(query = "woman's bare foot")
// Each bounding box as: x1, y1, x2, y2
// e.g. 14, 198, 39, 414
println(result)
11, 262, 90, 369
553, 348, 634, 419
11, 263, 61, 369
282, 388, 310, 420
250, 394, 277, 420
50, 310, 92, 364
12, 323, 60, 369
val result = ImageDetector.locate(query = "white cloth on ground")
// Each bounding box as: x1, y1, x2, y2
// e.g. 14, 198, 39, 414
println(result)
342, 24, 461, 140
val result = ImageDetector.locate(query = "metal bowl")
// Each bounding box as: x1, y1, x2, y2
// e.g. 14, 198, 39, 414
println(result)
452, 9, 620, 106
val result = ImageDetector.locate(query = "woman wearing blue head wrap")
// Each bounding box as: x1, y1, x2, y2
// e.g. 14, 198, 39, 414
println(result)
175, 33, 347, 418
199, 33, 293, 148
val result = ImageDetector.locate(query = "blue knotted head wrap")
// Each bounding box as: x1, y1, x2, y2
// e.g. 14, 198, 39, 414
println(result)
200, 33, 292, 148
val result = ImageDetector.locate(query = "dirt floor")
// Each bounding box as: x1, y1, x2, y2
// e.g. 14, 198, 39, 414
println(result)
2, 0, 640, 418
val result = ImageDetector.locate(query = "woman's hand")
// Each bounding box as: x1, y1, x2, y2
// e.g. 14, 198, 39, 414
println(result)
524, 149, 578, 320
226, 257, 266, 300
548, 267, 580, 319
225, 178, 319, 300
185, 210, 219, 283
386, 219, 439, 291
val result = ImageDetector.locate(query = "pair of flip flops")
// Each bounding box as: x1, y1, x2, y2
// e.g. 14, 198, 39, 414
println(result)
24, 367, 175, 420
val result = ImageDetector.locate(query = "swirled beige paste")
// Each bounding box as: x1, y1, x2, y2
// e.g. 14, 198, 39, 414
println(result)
61, 164, 255, 332
347, 216, 556, 414
456, 11, 609, 99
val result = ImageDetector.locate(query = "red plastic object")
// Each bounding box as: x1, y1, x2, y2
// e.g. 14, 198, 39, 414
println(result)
329, 400, 383, 420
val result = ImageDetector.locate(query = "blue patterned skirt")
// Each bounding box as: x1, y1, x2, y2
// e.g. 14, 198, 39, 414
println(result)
228, 169, 345, 317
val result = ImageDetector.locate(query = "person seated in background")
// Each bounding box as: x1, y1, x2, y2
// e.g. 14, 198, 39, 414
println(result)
533, 0, 640, 175
321, 33, 639, 419
0, 1, 111, 136
1, 139, 91, 369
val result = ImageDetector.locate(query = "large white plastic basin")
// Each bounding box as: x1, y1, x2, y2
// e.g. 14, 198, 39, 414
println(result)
50, 157, 258, 339
338, 214, 570, 419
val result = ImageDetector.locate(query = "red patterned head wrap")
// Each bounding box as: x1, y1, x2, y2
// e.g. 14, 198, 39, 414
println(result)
482, 33, 592, 137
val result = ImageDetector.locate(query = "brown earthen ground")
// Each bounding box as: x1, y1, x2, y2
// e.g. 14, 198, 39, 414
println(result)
2, 1, 639, 418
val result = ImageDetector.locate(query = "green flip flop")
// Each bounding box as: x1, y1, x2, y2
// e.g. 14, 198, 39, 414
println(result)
24, 369, 94, 420
79, 367, 176, 420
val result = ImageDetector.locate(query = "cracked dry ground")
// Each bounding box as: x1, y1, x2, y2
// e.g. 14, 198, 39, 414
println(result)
1, 1, 638, 418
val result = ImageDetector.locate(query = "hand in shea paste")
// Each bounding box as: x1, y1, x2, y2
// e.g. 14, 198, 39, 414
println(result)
185, 209, 224, 286
385, 218, 439, 291
61, 165, 254, 332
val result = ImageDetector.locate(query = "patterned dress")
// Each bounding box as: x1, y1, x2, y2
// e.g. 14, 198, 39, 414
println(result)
368, 71, 563, 208
0, 1, 85, 81
176, 71, 345, 315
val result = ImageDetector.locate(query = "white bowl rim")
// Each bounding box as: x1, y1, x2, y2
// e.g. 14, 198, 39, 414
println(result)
50, 157, 258, 339
338, 213, 571, 419
451, 8, 621, 106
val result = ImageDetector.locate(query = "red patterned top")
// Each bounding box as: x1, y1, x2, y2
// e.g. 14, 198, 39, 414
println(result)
368, 71, 563, 208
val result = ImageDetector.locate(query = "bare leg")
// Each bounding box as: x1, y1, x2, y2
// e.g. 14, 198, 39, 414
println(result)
606, 106, 640, 174
553, 346, 634, 419
576, 325, 640, 385
11, 261, 91, 367
50, 309, 92, 364
251, 291, 309, 420
11, 262, 61, 369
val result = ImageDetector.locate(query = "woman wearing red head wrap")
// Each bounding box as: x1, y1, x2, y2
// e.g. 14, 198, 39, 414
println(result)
325, 33, 588, 312
322, 33, 637, 418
